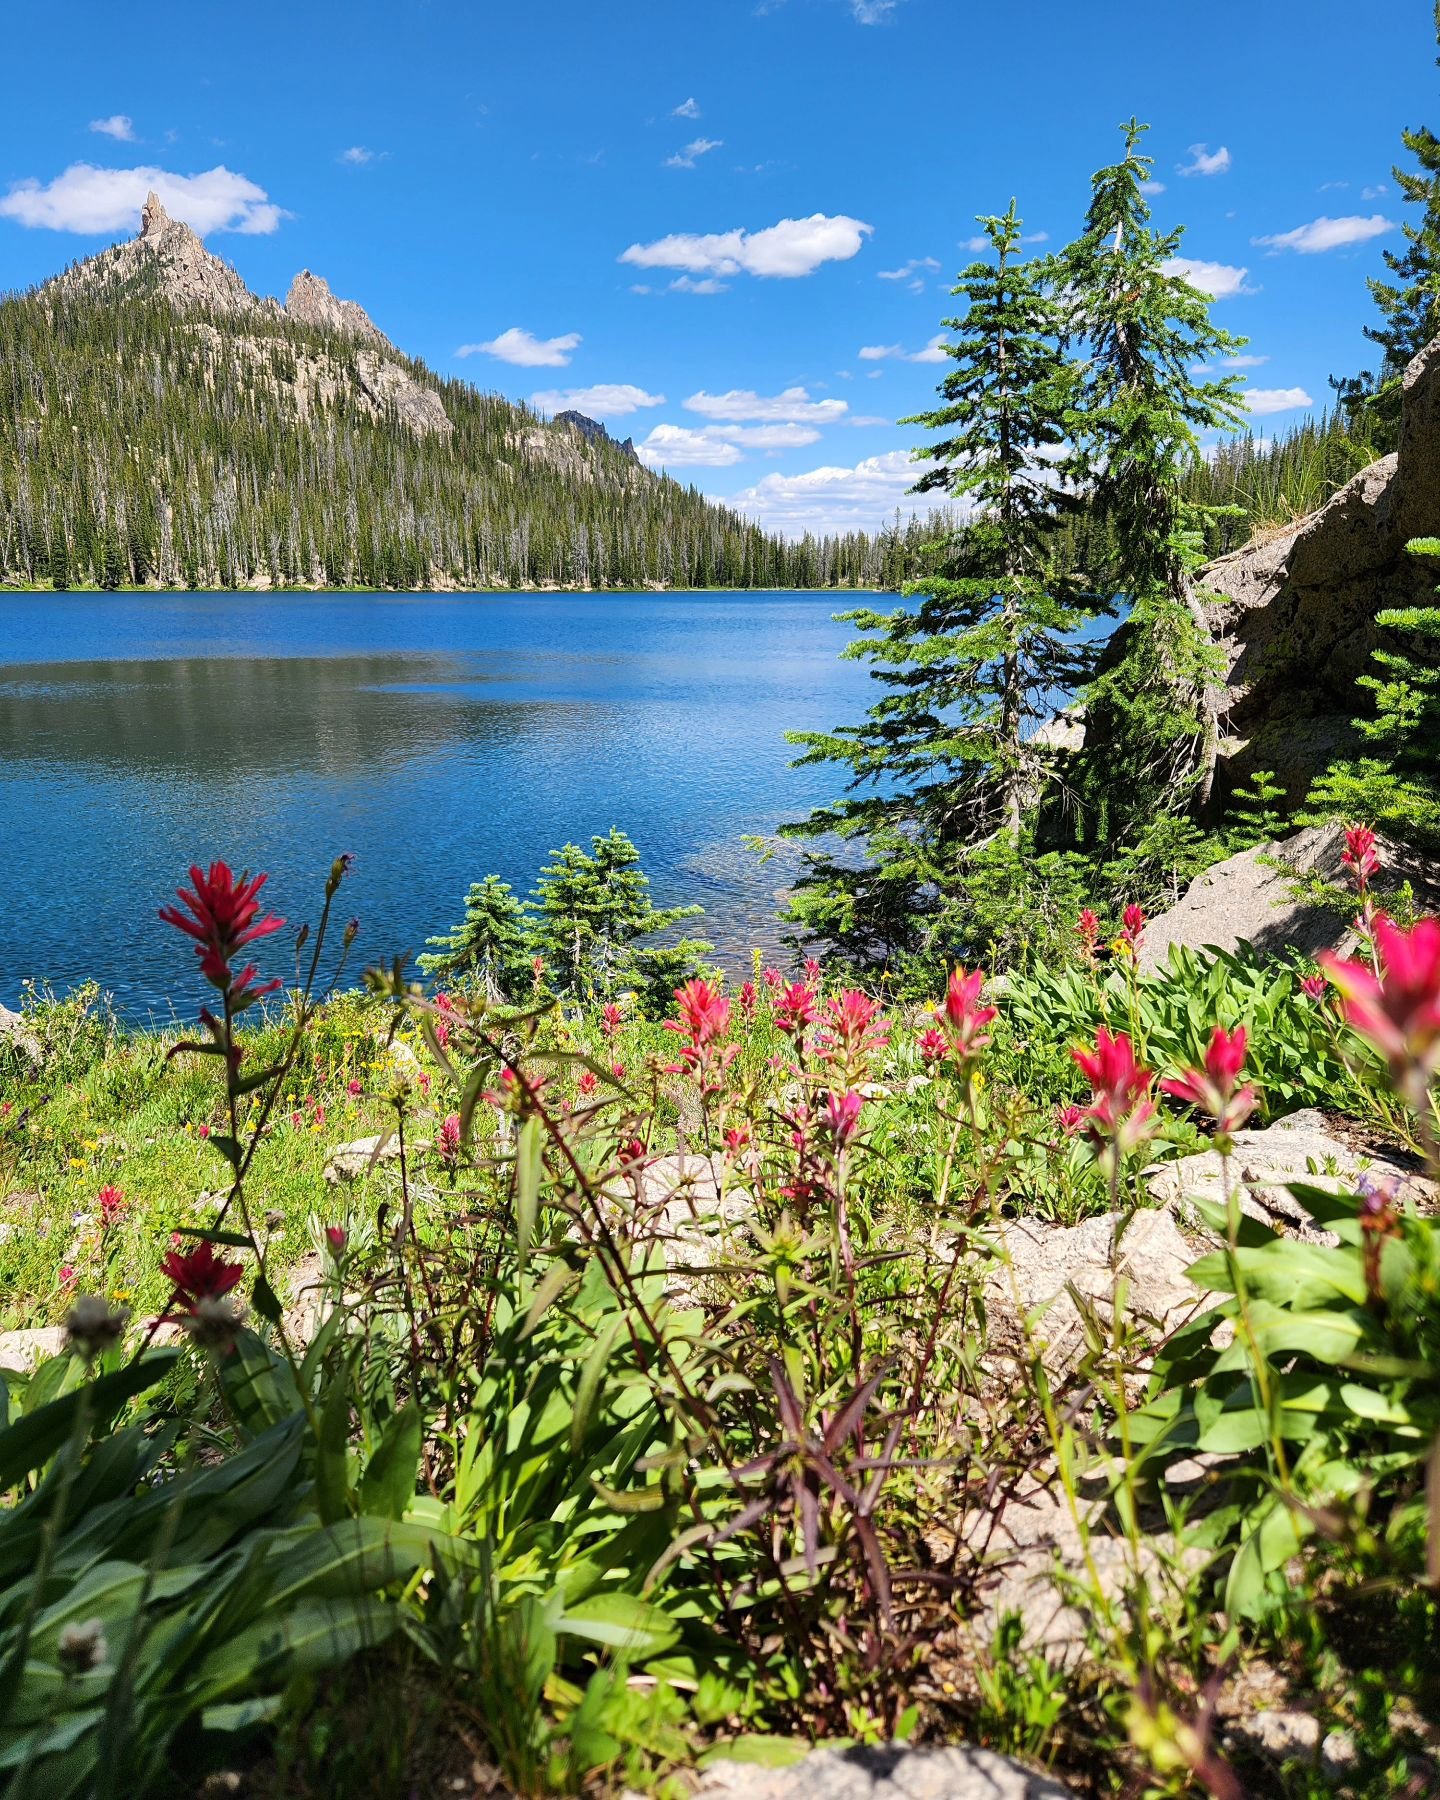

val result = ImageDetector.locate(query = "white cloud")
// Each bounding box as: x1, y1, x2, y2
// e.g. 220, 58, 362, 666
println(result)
1243, 386, 1314, 416
531, 383, 665, 417
620, 212, 872, 279
669, 275, 728, 293
851, 0, 900, 18
339, 145, 381, 165
723, 449, 936, 537
637, 425, 745, 468
715, 422, 822, 447
863, 335, 948, 363
1362, 183, 1388, 200
877, 256, 940, 281
1140, 179, 1167, 196
664, 137, 723, 170
457, 326, 583, 367
1253, 213, 1396, 254
846, 413, 893, 427
672, 97, 701, 118
1223, 352, 1269, 368
0, 162, 286, 234
1178, 143, 1232, 178
89, 114, 135, 142
1163, 256, 1252, 298
685, 385, 848, 423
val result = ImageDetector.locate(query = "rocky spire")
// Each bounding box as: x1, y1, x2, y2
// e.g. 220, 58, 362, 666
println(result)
140, 190, 170, 239
284, 269, 390, 348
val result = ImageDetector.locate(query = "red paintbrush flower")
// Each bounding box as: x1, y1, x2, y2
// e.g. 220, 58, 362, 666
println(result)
941, 966, 997, 1061
665, 979, 731, 1046
1072, 1026, 1158, 1154
1321, 914, 1440, 1104
1161, 1024, 1257, 1133
820, 1088, 864, 1148
161, 1239, 244, 1315
775, 982, 819, 1035
160, 862, 285, 999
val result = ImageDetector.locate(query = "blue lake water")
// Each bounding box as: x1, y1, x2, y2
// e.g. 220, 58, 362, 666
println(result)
0, 591, 882, 1021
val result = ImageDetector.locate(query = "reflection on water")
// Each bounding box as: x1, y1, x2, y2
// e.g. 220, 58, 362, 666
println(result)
0, 592, 879, 1018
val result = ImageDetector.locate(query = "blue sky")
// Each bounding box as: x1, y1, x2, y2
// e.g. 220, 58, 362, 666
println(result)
2, 0, 1434, 537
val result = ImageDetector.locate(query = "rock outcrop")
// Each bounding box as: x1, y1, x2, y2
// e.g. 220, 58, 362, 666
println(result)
693, 1744, 1075, 1798
49, 191, 270, 321
0, 1003, 41, 1065
44, 197, 450, 442
553, 410, 640, 463
1136, 823, 1440, 972
1203, 334, 1440, 799
285, 269, 391, 348
352, 349, 452, 437
982, 1206, 1203, 1376
1147, 1109, 1437, 1235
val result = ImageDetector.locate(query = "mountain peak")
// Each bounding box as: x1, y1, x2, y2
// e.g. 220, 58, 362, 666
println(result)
285, 269, 390, 347
140, 190, 170, 238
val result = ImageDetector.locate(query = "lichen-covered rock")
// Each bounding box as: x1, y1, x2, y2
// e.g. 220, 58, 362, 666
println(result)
633, 1152, 752, 1292
0, 1002, 42, 1064
1202, 332, 1440, 799
983, 1207, 1203, 1375
1147, 1109, 1436, 1237
323, 1134, 403, 1183
0, 1327, 67, 1373
691, 1743, 1075, 1798
1137, 824, 1440, 971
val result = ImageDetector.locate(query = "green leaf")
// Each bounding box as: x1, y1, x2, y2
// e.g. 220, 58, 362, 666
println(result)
252, 1273, 283, 1328
570, 1316, 625, 1456
315, 1360, 352, 1525
555, 1592, 680, 1657
698, 1737, 811, 1771
0, 1352, 179, 1494
358, 1404, 421, 1521
192, 1598, 400, 1705
515, 1115, 542, 1277
201, 1695, 284, 1732
219, 1331, 299, 1437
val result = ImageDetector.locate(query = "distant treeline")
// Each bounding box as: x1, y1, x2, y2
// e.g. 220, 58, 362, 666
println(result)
0, 278, 945, 594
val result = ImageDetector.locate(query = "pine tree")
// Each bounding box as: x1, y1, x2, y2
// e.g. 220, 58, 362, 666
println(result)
1305, 539, 1440, 844
1336, 6, 1440, 445
417, 875, 530, 997
783, 205, 1094, 968
1060, 119, 1248, 833
528, 830, 709, 1008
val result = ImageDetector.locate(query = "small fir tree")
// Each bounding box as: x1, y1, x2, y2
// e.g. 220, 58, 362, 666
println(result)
528, 829, 709, 1007
418, 874, 530, 997
1060, 119, 1247, 830
783, 204, 1095, 967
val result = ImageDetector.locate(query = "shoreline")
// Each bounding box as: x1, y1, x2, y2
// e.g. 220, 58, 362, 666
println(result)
0, 581, 894, 597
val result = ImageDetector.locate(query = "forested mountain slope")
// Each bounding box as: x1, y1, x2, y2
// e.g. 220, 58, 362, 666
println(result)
0, 195, 911, 591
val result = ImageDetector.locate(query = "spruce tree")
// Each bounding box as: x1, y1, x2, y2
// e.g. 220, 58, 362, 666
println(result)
783, 204, 1093, 967
1336, 5, 1440, 445
418, 875, 530, 996
1060, 119, 1247, 834
1305, 539, 1440, 845
529, 830, 709, 1007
